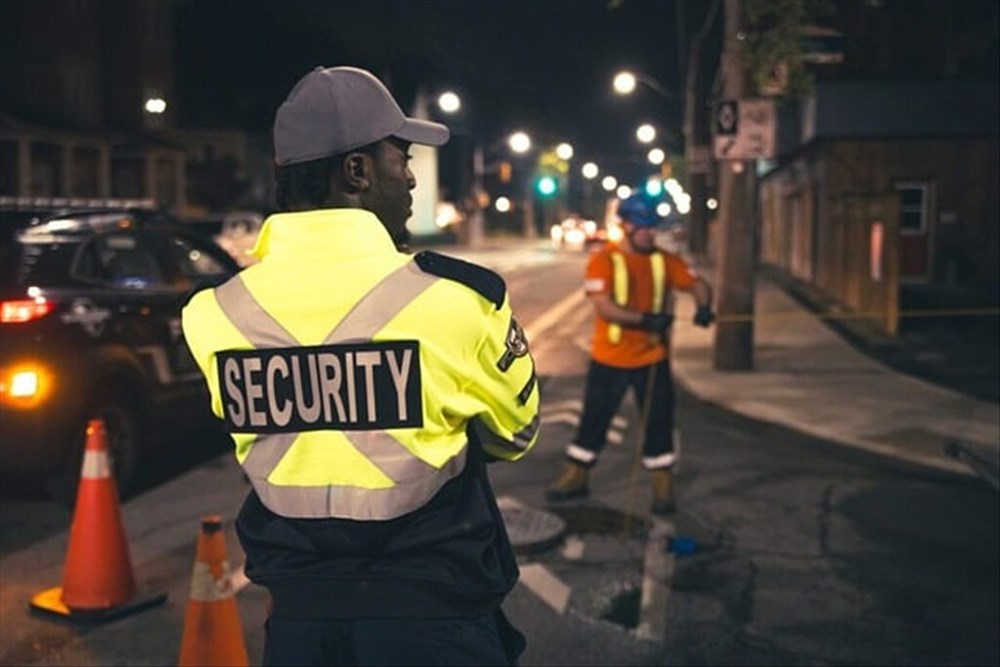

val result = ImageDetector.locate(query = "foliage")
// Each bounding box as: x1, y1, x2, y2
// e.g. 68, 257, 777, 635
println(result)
742, 0, 835, 99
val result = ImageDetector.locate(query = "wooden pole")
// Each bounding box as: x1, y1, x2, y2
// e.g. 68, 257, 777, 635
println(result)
712, 0, 756, 371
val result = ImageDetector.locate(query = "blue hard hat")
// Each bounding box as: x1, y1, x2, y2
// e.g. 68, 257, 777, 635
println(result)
616, 193, 663, 228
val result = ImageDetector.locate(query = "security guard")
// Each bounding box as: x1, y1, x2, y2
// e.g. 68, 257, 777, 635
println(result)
182, 66, 539, 666
546, 192, 714, 514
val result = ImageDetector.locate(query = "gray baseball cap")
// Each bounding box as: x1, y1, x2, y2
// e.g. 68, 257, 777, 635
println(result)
273, 66, 450, 166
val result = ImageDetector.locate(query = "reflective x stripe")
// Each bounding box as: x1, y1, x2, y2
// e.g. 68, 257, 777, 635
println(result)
649, 252, 666, 344
608, 252, 627, 344
650, 252, 665, 314
212, 261, 461, 520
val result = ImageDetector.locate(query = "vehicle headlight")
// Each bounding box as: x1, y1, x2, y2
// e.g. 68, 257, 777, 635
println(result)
0, 364, 54, 408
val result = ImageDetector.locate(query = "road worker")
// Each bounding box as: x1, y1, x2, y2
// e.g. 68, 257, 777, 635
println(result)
182, 66, 539, 667
546, 192, 714, 514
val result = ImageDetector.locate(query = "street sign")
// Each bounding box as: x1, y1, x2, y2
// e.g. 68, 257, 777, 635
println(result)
713, 98, 776, 160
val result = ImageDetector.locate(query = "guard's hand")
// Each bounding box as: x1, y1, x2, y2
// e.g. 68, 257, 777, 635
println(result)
693, 305, 715, 328
639, 312, 674, 333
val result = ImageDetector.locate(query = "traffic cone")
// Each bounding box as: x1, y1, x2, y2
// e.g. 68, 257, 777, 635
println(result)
30, 418, 167, 623
178, 515, 249, 667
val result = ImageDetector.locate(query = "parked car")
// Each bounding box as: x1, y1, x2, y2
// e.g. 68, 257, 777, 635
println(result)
0, 208, 240, 504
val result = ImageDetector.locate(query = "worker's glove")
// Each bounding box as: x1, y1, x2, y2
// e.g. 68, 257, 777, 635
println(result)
639, 312, 674, 333
693, 305, 716, 328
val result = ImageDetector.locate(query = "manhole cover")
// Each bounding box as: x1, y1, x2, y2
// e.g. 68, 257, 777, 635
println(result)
499, 505, 566, 555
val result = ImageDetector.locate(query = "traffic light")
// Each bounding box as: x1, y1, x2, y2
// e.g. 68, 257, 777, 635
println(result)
536, 175, 558, 197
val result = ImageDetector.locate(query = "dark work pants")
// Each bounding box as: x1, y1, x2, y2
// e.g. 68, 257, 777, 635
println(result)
572, 358, 676, 468
262, 608, 526, 667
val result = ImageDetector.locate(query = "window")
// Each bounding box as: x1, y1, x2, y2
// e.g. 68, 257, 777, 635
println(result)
896, 183, 928, 235
84, 232, 165, 288
165, 234, 231, 282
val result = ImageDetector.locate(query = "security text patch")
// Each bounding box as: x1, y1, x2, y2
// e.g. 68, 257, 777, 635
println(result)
216, 341, 422, 433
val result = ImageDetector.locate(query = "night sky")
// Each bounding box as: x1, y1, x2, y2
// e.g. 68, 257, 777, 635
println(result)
175, 1, 703, 165
173, 0, 999, 182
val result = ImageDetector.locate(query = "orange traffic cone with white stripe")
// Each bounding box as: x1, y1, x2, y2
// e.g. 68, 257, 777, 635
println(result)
30, 418, 167, 623
178, 515, 249, 667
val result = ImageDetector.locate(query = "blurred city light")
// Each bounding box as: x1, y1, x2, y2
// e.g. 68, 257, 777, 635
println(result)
636, 124, 656, 144
509, 132, 531, 153
435, 201, 463, 228
437, 91, 461, 114
645, 177, 663, 197
647, 148, 665, 165
656, 202, 672, 217
495, 196, 512, 213
555, 142, 574, 160
707, 197, 719, 210
601, 175, 617, 191
613, 70, 637, 95
616, 185, 632, 199
144, 98, 167, 114
536, 176, 558, 197
581, 162, 599, 179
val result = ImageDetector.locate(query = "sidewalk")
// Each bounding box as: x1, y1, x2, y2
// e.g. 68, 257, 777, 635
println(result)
669, 271, 1000, 484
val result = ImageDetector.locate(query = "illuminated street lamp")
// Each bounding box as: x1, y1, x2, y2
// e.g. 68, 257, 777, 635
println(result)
601, 175, 618, 192
647, 148, 665, 165
144, 97, 167, 114
437, 91, 461, 114
555, 142, 574, 161
581, 162, 599, 179
636, 124, 656, 144
509, 131, 531, 154
612, 69, 673, 100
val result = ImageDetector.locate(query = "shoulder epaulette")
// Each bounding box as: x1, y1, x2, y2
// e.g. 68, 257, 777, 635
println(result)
413, 250, 505, 310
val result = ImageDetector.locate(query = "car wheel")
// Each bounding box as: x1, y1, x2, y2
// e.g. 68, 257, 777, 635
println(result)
46, 391, 145, 508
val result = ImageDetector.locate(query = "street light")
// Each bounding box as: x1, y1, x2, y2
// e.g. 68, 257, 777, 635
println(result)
612, 69, 674, 100
437, 91, 461, 114
435, 90, 489, 247
581, 162, 599, 179
636, 124, 656, 144
509, 131, 531, 154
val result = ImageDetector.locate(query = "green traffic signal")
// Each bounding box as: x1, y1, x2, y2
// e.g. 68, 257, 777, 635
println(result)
536, 176, 558, 197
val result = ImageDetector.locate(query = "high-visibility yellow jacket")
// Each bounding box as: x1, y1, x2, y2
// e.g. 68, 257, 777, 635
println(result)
181, 209, 539, 619
182, 209, 539, 521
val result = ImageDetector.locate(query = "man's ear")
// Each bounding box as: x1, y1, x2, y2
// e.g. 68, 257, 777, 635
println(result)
343, 153, 371, 191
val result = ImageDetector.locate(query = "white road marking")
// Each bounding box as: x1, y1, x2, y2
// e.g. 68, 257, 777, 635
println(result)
560, 536, 586, 560
524, 289, 586, 343
634, 516, 675, 641
519, 563, 571, 615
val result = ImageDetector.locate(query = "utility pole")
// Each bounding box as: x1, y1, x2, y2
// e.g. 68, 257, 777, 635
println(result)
683, 0, 720, 258
468, 143, 485, 248
713, 0, 756, 371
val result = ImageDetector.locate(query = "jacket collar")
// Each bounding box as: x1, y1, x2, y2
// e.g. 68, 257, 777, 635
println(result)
249, 209, 397, 261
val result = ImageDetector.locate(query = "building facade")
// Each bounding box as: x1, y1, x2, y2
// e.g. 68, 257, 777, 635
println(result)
0, 0, 186, 212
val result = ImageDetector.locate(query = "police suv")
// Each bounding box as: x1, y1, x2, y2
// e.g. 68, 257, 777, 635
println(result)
0, 207, 240, 504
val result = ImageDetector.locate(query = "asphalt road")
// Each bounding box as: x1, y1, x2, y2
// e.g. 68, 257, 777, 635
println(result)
1, 244, 996, 666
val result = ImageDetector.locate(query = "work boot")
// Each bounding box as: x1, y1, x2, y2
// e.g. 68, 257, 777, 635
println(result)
650, 468, 676, 515
545, 461, 589, 501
